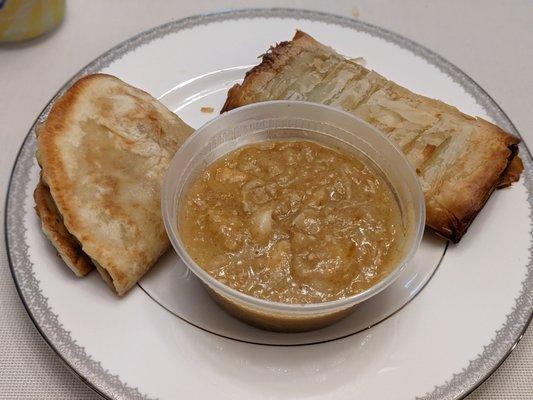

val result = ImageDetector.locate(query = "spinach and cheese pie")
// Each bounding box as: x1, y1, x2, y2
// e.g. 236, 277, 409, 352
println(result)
222, 31, 521, 242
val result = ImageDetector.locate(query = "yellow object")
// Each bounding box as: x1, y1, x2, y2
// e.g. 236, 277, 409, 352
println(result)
0, 0, 65, 42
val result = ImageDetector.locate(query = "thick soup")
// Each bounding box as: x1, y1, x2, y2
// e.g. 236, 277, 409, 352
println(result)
180, 139, 404, 304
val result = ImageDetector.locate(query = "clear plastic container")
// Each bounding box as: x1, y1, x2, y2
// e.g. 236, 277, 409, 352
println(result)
162, 101, 425, 332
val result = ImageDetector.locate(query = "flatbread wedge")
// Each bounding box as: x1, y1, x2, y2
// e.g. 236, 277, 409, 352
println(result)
222, 31, 521, 243
36, 73, 194, 294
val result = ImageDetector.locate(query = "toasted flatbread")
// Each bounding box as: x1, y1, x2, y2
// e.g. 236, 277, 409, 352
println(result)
37, 74, 194, 294
222, 31, 521, 242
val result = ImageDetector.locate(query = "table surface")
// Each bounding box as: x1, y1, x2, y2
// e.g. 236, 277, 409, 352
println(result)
0, 1, 532, 399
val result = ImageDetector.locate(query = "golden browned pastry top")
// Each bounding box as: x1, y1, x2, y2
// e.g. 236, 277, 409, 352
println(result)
222, 31, 521, 242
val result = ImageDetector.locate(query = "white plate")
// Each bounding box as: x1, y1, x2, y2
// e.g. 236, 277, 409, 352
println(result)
6, 9, 532, 400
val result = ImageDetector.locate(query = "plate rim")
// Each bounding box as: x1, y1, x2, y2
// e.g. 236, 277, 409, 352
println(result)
5, 8, 532, 400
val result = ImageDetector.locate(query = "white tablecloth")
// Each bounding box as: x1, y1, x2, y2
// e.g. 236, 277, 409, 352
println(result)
0, 1, 531, 398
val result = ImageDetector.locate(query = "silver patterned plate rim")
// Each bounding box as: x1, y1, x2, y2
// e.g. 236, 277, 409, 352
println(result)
4, 8, 533, 400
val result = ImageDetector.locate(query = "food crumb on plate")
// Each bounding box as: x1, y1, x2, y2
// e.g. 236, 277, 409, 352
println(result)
350, 57, 366, 66
201, 106, 215, 113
